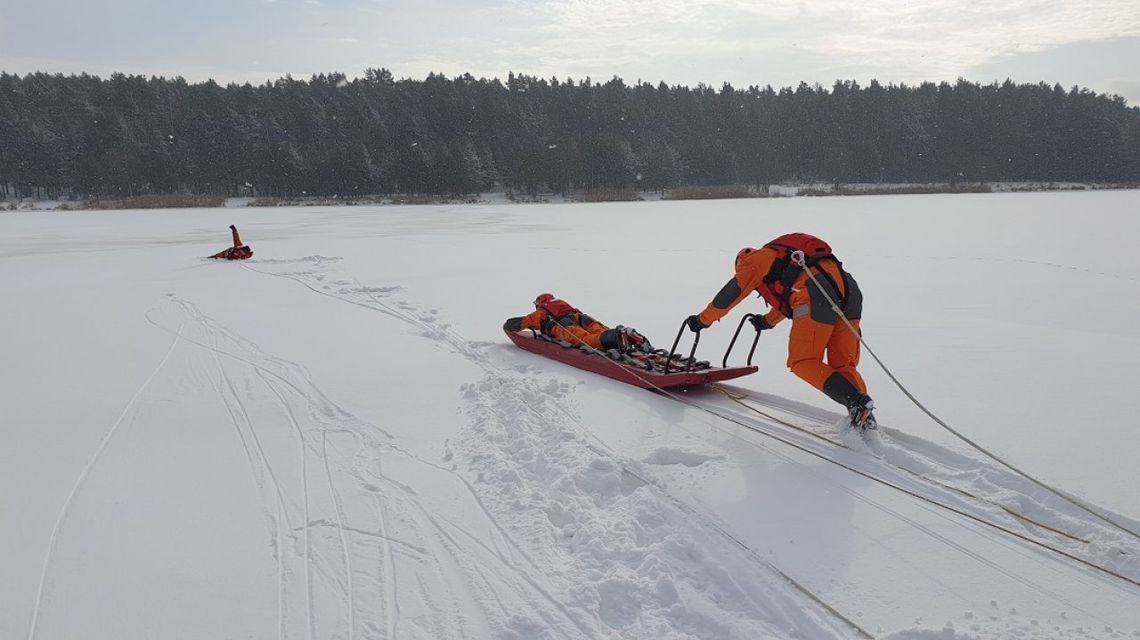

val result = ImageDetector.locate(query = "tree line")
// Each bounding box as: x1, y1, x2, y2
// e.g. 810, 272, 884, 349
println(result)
1, 69, 1138, 199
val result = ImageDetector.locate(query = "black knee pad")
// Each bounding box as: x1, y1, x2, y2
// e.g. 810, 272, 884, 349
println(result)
822, 372, 863, 407
599, 328, 625, 351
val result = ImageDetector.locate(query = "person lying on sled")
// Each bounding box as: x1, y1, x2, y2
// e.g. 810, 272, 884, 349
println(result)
209, 225, 253, 260
503, 293, 647, 352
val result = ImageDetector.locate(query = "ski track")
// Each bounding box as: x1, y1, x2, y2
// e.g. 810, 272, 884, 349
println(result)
321, 431, 356, 640
81, 255, 1135, 640
258, 370, 317, 640
142, 294, 593, 639
251, 255, 1140, 639
26, 321, 185, 640
205, 326, 290, 640
243, 258, 880, 639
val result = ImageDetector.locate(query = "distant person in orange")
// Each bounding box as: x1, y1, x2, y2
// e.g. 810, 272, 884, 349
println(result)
686, 233, 875, 430
504, 293, 646, 353
209, 225, 253, 260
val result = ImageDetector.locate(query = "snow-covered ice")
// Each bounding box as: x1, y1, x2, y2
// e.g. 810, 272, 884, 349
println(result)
2, 191, 1139, 639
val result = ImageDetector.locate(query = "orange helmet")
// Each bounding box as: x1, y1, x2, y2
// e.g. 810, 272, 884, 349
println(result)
534, 293, 555, 308
735, 247, 755, 267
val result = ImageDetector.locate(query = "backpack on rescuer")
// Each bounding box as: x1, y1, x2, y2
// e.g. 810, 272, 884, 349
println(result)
761, 233, 840, 316
535, 295, 578, 319
534, 295, 582, 333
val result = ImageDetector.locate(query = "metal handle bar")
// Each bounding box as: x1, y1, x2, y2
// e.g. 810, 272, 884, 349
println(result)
722, 313, 762, 368
666, 319, 701, 373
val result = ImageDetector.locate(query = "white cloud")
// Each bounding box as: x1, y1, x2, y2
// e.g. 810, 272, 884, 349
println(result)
3, 0, 1137, 95
493, 0, 1140, 84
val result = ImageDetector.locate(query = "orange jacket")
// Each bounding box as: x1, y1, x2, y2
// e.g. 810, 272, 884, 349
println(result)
516, 308, 605, 333
518, 308, 549, 332
697, 247, 848, 328
209, 226, 253, 260
210, 246, 253, 260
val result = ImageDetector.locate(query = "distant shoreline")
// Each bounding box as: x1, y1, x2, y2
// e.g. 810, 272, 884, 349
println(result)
5, 181, 1138, 211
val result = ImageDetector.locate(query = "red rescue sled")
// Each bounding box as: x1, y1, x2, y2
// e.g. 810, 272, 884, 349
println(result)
505, 328, 758, 389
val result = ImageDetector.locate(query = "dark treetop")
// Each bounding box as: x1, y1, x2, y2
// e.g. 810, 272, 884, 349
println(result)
2, 69, 1137, 199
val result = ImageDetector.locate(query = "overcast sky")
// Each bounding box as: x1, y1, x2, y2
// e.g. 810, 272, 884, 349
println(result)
2, 0, 1138, 105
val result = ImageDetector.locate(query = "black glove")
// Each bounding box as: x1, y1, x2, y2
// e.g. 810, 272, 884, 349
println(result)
749, 314, 772, 331
686, 315, 706, 333
229, 224, 237, 231
503, 317, 523, 332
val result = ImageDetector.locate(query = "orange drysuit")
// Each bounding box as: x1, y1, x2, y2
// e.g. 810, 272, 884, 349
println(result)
210, 225, 253, 260
510, 307, 611, 350
506, 295, 646, 353
696, 241, 867, 403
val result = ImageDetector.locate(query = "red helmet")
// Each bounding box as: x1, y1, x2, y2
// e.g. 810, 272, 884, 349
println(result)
534, 293, 555, 308
735, 247, 755, 267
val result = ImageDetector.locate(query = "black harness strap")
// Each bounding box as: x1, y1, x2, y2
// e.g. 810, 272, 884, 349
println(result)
811, 263, 849, 311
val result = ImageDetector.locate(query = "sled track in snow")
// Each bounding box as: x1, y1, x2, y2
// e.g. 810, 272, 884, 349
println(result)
720, 383, 1140, 554
241, 258, 887, 639
476, 292, 1140, 602
493, 324, 1140, 621
711, 386, 1094, 544
241, 257, 1140, 636
683, 385, 1140, 593
644, 391, 1123, 620
473, 281, 1140, 600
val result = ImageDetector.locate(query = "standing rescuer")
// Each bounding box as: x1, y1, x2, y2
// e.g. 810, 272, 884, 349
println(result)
686, 232, 876, 430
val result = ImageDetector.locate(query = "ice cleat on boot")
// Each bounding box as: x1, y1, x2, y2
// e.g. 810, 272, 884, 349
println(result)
599, 328, 626, 352
601, 327, 646, 354
822, 373, 877, 432
615, 325, 651, 352
846, 396, 878, 432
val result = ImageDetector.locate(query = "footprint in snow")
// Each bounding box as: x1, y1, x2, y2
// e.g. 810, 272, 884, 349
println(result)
641, 448, 723, 467
256, 255, 342, 265
342, 285, 402, 296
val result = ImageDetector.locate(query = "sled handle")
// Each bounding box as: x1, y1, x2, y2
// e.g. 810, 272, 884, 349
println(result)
666, 319, 701, 373
722, 313, 762, 368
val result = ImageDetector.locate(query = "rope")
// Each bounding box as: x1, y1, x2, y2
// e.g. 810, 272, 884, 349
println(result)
516, 325, 876, 638
615, 459, 876, 639
702, 385, 1140, 589
247, 264, 872, 638
510, 285, 1140, 601
522, 324, 1140, 595
789, 250, 1140, 542
712, 386, 1091, 545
